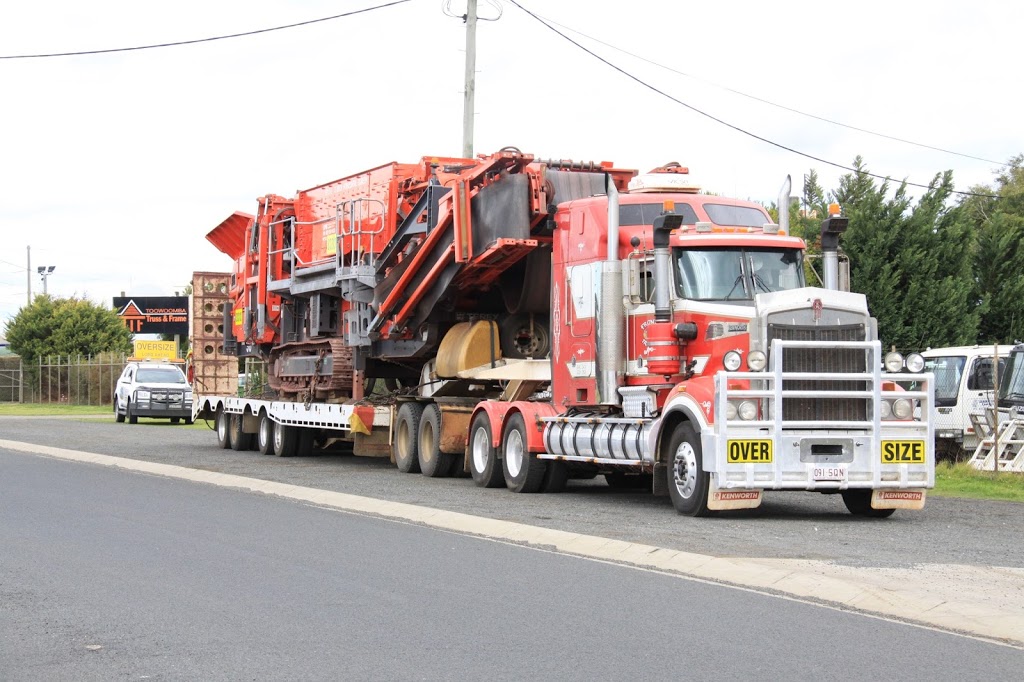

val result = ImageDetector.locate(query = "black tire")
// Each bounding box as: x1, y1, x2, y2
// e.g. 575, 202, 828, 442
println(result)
502, 413, 547, 493
541, 460, 569, 493
272, 421, 298, 457
605, 472, 653, 490
499, 314, 551, 359
229, 413, 252, 451
114, 400, 125, 423
842, 490, 896, 518
127, 401, 138, 425
394, 402, 424, 473
184, 416, 193, 425
216, 408, 231, 449
469, 412, 504, 488
666, 422, 711, 516
418, 404, 456, 477
257, 412, 274, 455
171, 417, 180, 424
297, 428, 316, 456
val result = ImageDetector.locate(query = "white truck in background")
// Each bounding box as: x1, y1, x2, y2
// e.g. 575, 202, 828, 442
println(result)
921, 345, 1012, 459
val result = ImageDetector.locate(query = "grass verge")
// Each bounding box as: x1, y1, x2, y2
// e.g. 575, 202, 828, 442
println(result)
0, 403, 109, 416
932, 461, 1024, 503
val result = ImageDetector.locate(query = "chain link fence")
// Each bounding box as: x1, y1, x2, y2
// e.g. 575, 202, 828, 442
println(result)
0, 353, 127, 405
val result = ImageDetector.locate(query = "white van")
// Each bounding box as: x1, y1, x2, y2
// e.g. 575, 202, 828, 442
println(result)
921, 345, 1013, 458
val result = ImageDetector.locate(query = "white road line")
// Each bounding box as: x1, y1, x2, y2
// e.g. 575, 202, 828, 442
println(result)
3, 438, 1022, 648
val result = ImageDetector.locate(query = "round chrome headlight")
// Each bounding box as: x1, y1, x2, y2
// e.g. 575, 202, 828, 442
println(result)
905, 353, 925, 373
747, 350, 767, 372
880, 400, 893, 419
884, 352, 904, 373
723, 350, 742, 371
738, 400, 758, 421
892, 398, 913, 419
725, 401, 738, 420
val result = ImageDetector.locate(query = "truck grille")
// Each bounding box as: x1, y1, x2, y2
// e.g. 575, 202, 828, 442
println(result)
768, 323, 867, 422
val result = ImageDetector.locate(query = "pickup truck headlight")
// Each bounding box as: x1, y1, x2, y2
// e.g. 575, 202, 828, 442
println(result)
185, 390, 193, 402
136, 390, 151, 401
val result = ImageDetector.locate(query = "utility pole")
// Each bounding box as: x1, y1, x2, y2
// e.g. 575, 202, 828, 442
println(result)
26, 245, 31, 305
462, 0, 477, 158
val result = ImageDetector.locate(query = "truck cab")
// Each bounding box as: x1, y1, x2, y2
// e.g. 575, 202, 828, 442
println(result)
921, 345, 1011, 459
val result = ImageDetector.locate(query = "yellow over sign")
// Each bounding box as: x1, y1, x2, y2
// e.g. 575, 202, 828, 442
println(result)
133, 340, 177, 361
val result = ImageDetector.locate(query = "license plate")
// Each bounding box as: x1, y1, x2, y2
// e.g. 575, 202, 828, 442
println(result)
726, 439, 773, 463
813, 465, 847, 481
881, 440, 926, 464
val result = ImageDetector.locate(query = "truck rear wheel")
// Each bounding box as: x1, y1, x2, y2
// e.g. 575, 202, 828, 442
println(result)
469, 412, 504, 488
273, 421, 298, 457
257, 412, 274, 455
541, 460, 569, 493
418, 404, 456, 477
666, 423, 711, 516
502, 413, 546, 493
216, 408, 231, 448
842, 490, 896, 518
394, 402, 423, 473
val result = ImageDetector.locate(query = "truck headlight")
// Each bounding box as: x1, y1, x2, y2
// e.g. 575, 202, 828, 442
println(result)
136, 390, 151, 401
747, 350, 766, 371
884, 352, 904, 373
185, 390, 193, 402
905, 353, 925, 373
892, 398, 913, 419
737, 400, 758, 420
726, 401, 738, 420
723, 350, 742, 371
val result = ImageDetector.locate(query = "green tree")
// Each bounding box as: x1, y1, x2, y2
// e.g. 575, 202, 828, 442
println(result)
6, 295, 133, 364
833, 157, 978, 350
961, 155, 1024, 343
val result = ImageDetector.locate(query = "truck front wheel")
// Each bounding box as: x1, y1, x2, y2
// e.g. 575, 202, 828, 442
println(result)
666, 422, 711, 516
842, 490, 896, 518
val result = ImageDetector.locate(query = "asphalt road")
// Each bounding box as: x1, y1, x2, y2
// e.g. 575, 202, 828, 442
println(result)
1, 416, 1021, 570
2, 449, 1022, 681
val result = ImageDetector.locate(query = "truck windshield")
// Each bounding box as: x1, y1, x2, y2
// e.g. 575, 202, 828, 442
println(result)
999, 350, 1024, 405
924, 356, 966, 406
674, 247, 804, 302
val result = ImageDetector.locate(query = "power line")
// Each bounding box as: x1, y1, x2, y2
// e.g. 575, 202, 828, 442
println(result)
508, 0, 999, 200
0, 1, 413, 60
534, 13, 1003, 167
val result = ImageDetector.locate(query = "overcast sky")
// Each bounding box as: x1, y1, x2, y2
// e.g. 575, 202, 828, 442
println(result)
1, 0, 1021, 334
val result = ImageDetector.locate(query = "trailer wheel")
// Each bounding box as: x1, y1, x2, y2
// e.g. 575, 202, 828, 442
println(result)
666, 423, 711, 516
842, 490, 896, 518
229, 413, 252, 451
273, 421, 298, 457
127, 401, 138, 425
394, 402, 424, 473
418, 404, 456, 477
469, 412, 504, 488
502, 413, 546, 493
216, 408, 231, 449
297, 428, 316, 456
257, 412, 274, 455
